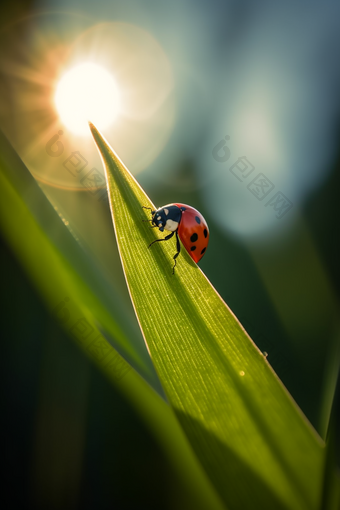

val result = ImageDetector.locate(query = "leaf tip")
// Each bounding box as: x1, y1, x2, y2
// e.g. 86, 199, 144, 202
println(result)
88, 121, 97, 136
88, 122, 107, 154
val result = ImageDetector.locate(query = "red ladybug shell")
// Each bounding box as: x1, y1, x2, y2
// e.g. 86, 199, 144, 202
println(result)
175, 203, 209, 263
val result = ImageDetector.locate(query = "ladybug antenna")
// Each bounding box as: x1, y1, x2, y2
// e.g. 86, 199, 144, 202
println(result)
142, 206, 155, 213
142, 205, 156, 225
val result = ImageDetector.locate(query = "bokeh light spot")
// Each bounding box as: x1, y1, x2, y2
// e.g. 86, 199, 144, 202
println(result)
55, 62, 120, 136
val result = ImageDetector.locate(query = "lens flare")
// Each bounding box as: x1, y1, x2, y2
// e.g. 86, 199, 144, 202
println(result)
55, 62, 120, 136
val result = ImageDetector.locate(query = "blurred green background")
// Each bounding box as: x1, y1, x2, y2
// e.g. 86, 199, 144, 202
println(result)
0, 0, 339, 508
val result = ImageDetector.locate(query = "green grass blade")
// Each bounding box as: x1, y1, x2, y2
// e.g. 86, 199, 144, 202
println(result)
0, 128, 160, 390
90, 122, 327, 510
320, 421, 340, 510
0, 128, 226, 510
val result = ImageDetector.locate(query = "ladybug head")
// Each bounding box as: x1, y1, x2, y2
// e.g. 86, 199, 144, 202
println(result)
152, 208, 167, 232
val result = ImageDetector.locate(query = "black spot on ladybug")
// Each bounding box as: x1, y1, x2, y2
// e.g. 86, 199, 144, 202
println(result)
190, 246, 196, 251
190, 233, 198, 243
195, 216, 201, 224
201, 247, 206, 255
203, 228, 208, 238
180, 206, 186, 211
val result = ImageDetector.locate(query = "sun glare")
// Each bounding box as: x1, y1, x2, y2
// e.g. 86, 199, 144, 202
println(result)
55, 62, 120, 136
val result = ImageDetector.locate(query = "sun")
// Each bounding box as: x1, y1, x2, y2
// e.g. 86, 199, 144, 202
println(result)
55, 62, 120, 136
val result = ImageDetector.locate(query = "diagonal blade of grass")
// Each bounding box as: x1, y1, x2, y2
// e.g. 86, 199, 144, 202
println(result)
0, 128, 159, 387
90, 122, 327, 510
0, 129, 226, 510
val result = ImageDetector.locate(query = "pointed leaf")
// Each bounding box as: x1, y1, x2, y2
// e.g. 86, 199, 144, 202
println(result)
90, 122, 326, 510
0, 128, 226, 510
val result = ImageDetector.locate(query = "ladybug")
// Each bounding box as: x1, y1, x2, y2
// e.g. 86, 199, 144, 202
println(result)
143, 203, 209, 273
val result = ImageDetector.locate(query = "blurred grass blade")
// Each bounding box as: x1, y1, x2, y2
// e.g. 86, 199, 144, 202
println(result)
0, 128, 161, 391
321, 424, 340, 510
320, 373, 340, 510
90, 122, 328, 510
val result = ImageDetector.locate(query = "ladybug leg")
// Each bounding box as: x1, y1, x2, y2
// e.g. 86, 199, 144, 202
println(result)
148, 231, 175, 249
172, 231, 181, 274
